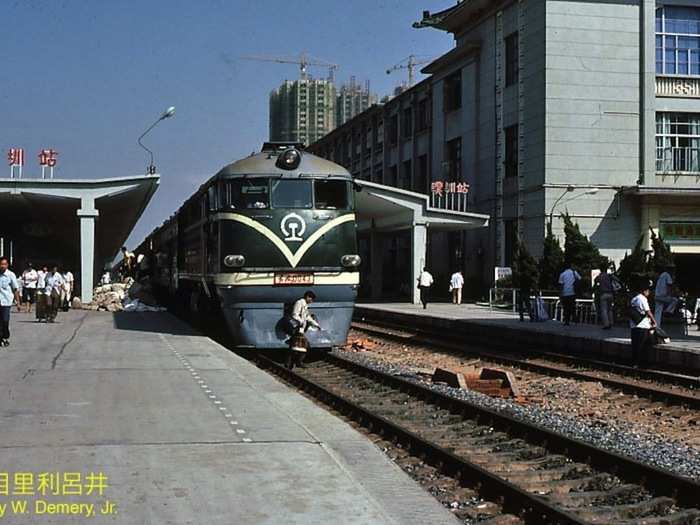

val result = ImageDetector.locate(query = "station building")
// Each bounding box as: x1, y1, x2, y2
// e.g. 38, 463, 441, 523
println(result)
0, 175, 159, 303
309, 0, 700, 298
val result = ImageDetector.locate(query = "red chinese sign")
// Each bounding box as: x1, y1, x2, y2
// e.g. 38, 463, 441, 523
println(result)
7, 148, 24, 166
38, 149, 58, 167
430, 181, 469, 196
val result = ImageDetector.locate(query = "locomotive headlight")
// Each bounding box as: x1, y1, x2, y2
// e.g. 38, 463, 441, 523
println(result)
224, 255, 245, 268
341, 254, 361, 268
276, 148, 301, 170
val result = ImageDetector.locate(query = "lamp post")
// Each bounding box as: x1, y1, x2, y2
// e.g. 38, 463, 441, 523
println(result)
137, 106, 175, 174
548, 186, 599, 227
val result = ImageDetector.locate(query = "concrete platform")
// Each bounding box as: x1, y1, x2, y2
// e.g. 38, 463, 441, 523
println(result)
355, 303, 700, 375
0, 309, 457, 524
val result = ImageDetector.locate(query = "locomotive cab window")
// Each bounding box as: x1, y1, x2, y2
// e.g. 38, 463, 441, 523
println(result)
271, 179, 312, 208
226, 179, 269, 209
314, 180, 349, 209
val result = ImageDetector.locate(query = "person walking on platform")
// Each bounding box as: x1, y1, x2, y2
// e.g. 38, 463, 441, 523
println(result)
45, 266, 65, 323
35, 265, 49, 322
449, 270, 464, 305
654, 265, 677, 328
121, 247, 136, 279
21, 263, 38, 314
287, 290, 321, 369
594, 265, 621, 330
629, 281, 657, 366
0, 257, 21, 347
62, 269, 74, 310
417, 267, 434, 310
558, 262, 581, 326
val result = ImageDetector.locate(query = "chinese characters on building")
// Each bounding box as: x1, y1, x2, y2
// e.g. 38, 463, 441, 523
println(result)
430, 181, 470, 196
6, 148, 58, 179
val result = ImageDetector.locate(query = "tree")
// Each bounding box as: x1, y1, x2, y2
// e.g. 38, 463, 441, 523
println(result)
649, 228, 675, 271
513, 238, 539, 290
539, 222, 564, 290
562, 213, 608, 296
617, 234, 649, 290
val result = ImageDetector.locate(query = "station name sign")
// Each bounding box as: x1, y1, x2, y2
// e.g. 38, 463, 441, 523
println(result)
430, 181, 469, 196
661, 221, 700, 241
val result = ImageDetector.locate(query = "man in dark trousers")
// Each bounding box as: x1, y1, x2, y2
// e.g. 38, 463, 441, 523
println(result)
0, 257, 21, 347
417, 267, 434, 309
287, 290, 321, 369
558, 261, 581, 326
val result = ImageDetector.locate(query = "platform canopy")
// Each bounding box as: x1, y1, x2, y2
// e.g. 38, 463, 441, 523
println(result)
353, 179, 489, 303
0, 175, 159, 303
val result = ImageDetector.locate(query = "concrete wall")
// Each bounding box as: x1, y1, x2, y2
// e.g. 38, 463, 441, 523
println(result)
544, 0, 642, 261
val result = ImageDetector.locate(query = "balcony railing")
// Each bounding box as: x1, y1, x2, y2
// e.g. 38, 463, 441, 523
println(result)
429, 191, 470, 212
656, 146, 700, 173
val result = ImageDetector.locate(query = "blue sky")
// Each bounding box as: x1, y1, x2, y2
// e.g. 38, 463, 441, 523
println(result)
1, 0, 454, 246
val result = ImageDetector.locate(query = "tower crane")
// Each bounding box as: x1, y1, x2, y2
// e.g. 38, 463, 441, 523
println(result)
240, 53, 339, 82
386, 55, 433, 88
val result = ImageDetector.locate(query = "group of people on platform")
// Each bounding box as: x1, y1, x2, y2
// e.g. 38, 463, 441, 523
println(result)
414, 268, 465, 310
0, 258, 76, 348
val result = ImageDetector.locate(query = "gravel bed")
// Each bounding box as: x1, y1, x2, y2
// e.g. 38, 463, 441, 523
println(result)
332, 348, 700, 482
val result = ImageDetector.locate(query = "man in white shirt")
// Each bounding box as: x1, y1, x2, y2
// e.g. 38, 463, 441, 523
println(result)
21, 263, 39, 314
45, 267, 65, 323
287, 291, 321, 368
417, 267, 434, 310
450, 270, 464, 305
630, 281, 657, 366
654, 266, 677, 328
0, 257, 21, 347
36, 265, 49, 321
558, 263, 581, 326
62, 270, 74, 310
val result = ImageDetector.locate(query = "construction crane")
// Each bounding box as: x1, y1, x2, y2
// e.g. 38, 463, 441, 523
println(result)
386, 55, 433, 88
240, 53, 339, 82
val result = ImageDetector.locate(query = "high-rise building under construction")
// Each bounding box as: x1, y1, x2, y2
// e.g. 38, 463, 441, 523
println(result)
336, 78, 377, 127
269, 79, 336, 146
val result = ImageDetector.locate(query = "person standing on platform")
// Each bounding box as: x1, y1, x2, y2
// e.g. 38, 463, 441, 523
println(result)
0, 257, 21, 347
21, 263, 38, 314
558, 262, 581, 326
121, 247, 136, 279
287, 290, 321, 369
450, 270, 464, 305
36, 265, 48, 322
63, 269, 74, 310
629, 281, 657, 366
654, 265, 677, 328
45, 266, 65, 323
417, 267, 434, 310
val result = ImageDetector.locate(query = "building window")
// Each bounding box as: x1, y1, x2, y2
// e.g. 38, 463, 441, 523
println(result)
388, 165, 398, 186
443, 71, 462, 112
416, 98, 430, 132
504, 220, 516, 267
374, 165, 383, 183
402, 107, 413, 138
656, 112, 700, 172
416, 154, 429, 193
505, 32, 519, 86
401, 159, 412, 189
388, 114, 399, 145
505, 124, 519, 178
445, 137, 462, 180
656, 6, 700, 75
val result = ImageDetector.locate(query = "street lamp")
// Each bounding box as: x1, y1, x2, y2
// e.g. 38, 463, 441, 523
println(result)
137, 106, 176, 175
548, 186, 599, 227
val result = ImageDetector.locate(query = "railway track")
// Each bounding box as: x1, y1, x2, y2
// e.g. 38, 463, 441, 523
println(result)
351, 320, 700, 410
257, 352, 700, 525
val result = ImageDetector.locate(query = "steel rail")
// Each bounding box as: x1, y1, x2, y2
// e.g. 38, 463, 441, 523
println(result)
351, 321, 700, 409
312, 351, 700, 508
256, 354, 588, 525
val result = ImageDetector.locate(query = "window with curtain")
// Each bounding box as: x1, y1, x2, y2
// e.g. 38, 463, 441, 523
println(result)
656, 6, 700, 75
656, 112, 700, 172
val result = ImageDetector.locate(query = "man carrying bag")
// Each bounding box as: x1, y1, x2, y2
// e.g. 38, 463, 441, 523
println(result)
628, 281, 657, 367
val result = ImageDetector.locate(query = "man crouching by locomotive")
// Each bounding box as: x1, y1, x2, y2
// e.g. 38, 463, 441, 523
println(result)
287, 290, 321, 369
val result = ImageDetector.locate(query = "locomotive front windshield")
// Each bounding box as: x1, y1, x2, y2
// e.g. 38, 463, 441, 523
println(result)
224, 178, 352, 210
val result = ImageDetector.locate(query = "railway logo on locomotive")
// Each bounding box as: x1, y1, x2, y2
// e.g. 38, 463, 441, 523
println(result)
280, 213, 306, 242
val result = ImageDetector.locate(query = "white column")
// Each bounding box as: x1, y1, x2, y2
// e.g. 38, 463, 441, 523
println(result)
77, 200, 99, 304
411, 222, 428, 304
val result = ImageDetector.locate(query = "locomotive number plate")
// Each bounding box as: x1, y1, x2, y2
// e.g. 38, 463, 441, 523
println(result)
273, 273, 314, 286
